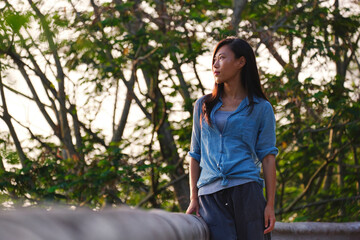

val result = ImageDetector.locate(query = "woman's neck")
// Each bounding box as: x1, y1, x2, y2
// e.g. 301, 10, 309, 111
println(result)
222, 81, 246, 100
219, 80, 247, 111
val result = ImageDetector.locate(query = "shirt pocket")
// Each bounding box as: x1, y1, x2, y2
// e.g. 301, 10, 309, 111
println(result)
242, 122, 257, 146
230, 119, 257, 145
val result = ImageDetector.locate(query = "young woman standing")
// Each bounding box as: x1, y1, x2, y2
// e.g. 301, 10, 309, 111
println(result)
186, 37, 278, 240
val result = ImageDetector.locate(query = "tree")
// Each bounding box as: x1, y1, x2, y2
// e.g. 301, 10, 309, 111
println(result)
0, 0, 212, 210
0, 0, 359, 221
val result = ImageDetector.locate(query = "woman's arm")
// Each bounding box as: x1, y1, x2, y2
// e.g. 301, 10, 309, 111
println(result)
262, 154, 276, 234
186, 157, 201, 216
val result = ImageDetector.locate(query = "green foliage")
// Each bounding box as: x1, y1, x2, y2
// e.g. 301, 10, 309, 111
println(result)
0, 0, 359, 222
4, 11, 30, 33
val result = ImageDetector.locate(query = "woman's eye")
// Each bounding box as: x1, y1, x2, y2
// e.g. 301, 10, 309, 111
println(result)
213, 56, 224, 63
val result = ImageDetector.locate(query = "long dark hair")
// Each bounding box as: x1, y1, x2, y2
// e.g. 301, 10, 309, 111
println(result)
202, 37, 269, 126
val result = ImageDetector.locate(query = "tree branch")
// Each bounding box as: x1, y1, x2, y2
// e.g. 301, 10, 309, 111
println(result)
0, 61, 28, 168
28, 0, 79, 162
78, 121, 108, 148
344, 33, 360, 71
301, 119, 360, 134
282, 142, 351, 213
28, 0, 65, 83
9, 112, 59, 158
277, 195, 360, 214
7, 50, 59, 135
1, 82, 51, 109
182, 24, 205, 96
136, 173, 187, 208
169, 52, 192, 105
231, 0, 248, 34
252, 1, 317, 70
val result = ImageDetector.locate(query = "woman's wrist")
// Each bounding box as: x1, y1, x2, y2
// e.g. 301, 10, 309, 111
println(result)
265, 200, 275, 208
190, 196, 199, 201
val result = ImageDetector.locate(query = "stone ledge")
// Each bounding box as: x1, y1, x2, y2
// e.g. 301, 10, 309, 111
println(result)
1, 207, 359, 240
273, 222, 360, 240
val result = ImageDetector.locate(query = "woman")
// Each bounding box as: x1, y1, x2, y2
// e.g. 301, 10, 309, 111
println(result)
186, 37, 278, 240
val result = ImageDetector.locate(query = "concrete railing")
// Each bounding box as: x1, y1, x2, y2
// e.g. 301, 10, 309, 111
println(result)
0, 207, 209, 240
273, 222, 360, 240
0, 207, 359, 240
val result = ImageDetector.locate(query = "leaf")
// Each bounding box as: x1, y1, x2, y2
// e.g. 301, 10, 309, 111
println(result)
5, 12, 30, 33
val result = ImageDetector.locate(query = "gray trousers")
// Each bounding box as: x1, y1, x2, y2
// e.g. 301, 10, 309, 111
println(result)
199, 181, 271, 240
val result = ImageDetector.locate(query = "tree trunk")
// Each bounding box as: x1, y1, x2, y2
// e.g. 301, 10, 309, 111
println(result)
231, 0, 248, 34
353, 146, 360, 194
142, 67, 190, 210
157, 120, 190, 210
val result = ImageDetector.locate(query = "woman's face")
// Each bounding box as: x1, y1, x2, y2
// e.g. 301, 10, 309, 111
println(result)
212, 45, 244, 85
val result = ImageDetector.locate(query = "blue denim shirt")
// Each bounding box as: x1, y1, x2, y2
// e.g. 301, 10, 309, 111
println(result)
188, 95, 278, 188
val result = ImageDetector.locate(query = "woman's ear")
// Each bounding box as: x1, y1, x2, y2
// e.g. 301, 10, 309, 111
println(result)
238, 56, 246, 69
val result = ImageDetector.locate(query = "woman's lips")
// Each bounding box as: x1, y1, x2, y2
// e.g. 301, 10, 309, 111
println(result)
214, 71, 220, 76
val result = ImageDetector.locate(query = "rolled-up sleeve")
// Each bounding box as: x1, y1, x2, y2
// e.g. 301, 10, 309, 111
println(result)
188, 98, 202, 162
255, 101, 278, 162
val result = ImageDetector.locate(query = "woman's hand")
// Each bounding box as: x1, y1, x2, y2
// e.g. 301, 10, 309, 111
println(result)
264, 204, 275, 234
186, 198, 200, 217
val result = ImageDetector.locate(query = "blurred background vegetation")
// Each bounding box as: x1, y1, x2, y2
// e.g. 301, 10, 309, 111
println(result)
0, 0, 359, 222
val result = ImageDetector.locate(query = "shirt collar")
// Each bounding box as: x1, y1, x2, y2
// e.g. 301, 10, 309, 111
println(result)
252, 95, 261, 104
219, 95, 261, 106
